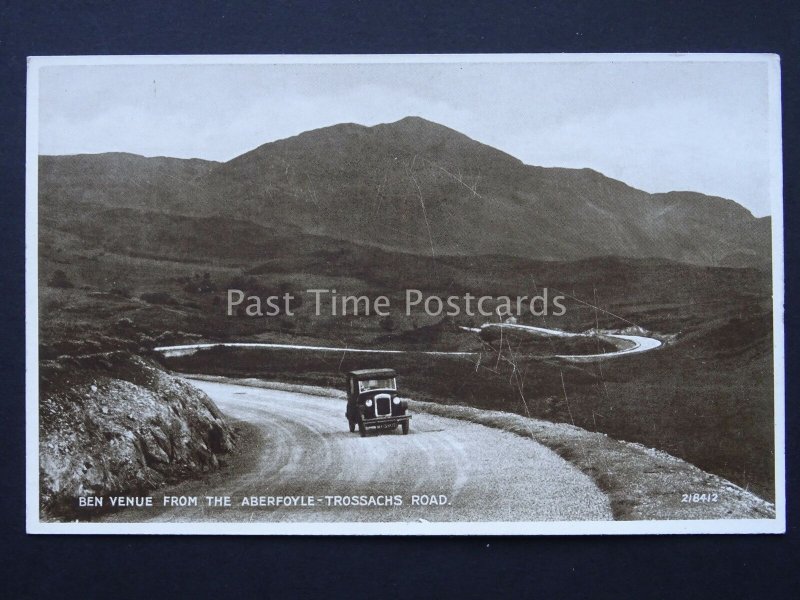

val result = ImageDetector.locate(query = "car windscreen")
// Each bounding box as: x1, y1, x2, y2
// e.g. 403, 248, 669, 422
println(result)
358, 378, 396, 392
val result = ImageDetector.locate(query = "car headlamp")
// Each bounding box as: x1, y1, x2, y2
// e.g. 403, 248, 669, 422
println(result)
365, 399, 373, 407
393, 397, 400, 405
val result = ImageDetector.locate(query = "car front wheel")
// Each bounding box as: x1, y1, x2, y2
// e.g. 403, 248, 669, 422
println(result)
401, 420, 409, 435
358, 418, 367, 437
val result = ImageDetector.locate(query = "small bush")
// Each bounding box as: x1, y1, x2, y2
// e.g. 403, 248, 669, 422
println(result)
109, 287, 131, 298
140, 291, 178, 305
47, 270, 73, 289
379, 315, 397, 332
184, 272, 216, 294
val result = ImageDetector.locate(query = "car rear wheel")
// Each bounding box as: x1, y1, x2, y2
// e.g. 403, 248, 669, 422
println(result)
348, 418, 356, 433
401, 420, 409, 435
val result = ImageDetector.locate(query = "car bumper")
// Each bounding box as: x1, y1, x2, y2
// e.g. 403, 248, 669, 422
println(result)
363, 414, 411, 427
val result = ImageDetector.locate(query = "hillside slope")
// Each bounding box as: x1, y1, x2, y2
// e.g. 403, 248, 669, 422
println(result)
39, 117, 770, 268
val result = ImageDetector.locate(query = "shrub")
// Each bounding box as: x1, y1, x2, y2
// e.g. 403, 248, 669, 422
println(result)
379, 315, 397, 332
140, 291, 178, 305
47, 270, 73, 289
109, 287, 131, 298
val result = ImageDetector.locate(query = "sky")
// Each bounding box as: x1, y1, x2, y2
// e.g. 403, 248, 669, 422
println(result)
37, 58, 778, 216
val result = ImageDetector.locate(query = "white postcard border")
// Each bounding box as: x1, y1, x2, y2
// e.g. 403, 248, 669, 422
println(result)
25, 53, 786, 535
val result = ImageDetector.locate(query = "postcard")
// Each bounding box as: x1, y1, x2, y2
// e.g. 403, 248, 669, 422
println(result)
26, 54, 784, 534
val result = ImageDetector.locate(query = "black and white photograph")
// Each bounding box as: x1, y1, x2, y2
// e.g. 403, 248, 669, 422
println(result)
26, 54, 784, 534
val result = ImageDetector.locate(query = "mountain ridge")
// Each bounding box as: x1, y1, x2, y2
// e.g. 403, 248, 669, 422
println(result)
39, 116, 770, 268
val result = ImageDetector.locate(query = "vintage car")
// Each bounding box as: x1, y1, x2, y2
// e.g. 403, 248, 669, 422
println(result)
345, 368, 410, 436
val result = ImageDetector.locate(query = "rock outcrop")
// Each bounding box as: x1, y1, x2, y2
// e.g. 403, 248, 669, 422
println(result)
39, 351, 236, 520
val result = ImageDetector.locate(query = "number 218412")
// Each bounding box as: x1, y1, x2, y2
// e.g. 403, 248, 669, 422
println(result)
681, 493, 719, 503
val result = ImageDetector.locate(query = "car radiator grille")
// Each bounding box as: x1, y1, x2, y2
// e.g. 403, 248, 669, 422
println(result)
375, 394, 391, 416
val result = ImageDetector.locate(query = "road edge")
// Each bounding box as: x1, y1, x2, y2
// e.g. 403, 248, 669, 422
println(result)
182, 374, 776, 521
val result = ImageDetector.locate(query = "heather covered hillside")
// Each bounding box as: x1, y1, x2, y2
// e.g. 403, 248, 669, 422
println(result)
40, 117, 770, 268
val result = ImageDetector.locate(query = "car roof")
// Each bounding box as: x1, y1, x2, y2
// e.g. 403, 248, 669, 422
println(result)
347, 368, 397, 379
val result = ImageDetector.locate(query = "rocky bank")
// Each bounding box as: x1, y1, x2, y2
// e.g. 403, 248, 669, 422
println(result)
39, 351, 237, 520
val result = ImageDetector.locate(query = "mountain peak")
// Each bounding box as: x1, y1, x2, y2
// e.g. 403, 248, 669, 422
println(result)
370, 115, 494, 154
390, 115, 438, 126
378, 115, 457, 133
288, 117, 449, 141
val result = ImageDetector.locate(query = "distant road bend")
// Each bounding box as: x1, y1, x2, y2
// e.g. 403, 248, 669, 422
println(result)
155, 324, 662, 361
474, 323, 663, 361
103, 379, 613, 523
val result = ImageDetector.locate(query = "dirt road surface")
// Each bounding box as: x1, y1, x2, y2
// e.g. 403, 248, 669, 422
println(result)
103, 379, 613, 523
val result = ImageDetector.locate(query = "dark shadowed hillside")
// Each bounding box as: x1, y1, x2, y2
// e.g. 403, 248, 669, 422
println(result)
39, 117, 770, 268
39, 152, 218, 215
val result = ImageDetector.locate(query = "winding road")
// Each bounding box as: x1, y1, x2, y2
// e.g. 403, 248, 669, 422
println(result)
479, 323, 663, 360
103, 379, 612, 523
155, 323, 662, 361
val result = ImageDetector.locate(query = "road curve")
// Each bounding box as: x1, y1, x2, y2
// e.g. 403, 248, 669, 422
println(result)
155, 326, 661, 362
558, 332, 663, 361
479, 323, 663, 360
104, 379, 612, 523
